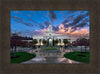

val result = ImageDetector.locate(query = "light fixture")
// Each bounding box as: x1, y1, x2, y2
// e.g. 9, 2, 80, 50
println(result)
49, 39, 52, 41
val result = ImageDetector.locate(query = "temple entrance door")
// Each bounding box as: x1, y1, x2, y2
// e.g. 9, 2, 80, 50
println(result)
49, 38, 52, 46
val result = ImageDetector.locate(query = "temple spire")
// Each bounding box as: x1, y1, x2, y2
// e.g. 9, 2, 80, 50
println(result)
49, 24, 52, 32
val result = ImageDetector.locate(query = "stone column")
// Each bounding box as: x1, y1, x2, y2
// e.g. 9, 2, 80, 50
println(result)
61, 39, 63, 45
36, 39, 40, 52
58, 39, 60, 45
37, 39, 39, 45
61, 39, 64, 53
41, 39, 43, 45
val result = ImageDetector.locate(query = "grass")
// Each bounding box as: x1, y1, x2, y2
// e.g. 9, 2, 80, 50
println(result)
64, 51, 89, 63
42, 46, 58, 50
10, 52, 36, 63
43, 47, 57, 50
42, 46, 58, 48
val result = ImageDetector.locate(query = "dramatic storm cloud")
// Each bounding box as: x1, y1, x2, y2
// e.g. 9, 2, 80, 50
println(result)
44, 21, 50, 28
11, 16, 23, 23
11, 16, 34, 27
11, 10, 89, 40
62, 11, 89, 32
48, 11, 57, 24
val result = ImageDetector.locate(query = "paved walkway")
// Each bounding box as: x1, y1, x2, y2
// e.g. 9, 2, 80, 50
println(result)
11, 46, 87, 64
21, 56, 81, 64
21, 48, 82, 64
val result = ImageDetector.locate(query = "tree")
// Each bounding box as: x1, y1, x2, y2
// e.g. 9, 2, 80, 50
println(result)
54, 39, 58, 46
11, 33, 33, 57
63, 39, 68, 45
10, 34, 20, 57
76, 38, 89, 53
43, 39, 47, 45
72, 41, 77, 46
83, 39, 89, 52
33, 39, 38, 45
29, 42, 33, 47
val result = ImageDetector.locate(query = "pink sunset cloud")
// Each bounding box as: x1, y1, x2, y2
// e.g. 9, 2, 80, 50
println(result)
34, 28, 49, 35
56, 24, 89, 40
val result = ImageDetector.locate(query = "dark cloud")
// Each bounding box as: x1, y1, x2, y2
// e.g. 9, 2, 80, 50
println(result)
28, 18, 45, 29
23, 22, 34, 27
11, 16, 34, 27
48, 11, 57, 24
66, 11, 76, 14
11, 16, 23, 23
44, 21, 50, 28
52, 26, 59, 31
14, 20, 21, 23
63, 12, 89, 28
67, 15, 75, 19
70, 27, 77, 33
82, 17, 89, 23
66, 11, 87, 15
71, 13, 88, 26
61, 12, 89, 33
70, 21, 88, 33
39, 23, 45, 29
28, 18, 40, 24
65, 29, 68, 32
62, 19, 70, 28
64, 24, 70, 28
62, 19, 69, 25
75, 22, 87, 28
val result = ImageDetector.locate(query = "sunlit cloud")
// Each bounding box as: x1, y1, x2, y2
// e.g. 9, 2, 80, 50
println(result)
55, 24, 89, 40
34, 28, 49, 35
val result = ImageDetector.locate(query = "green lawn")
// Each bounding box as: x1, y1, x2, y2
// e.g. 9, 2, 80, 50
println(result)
64, 51, 89, 63
11, 52, 36, 63
43, 47, 57, 50
42, 46, 58, 50
42, 46, 58, 48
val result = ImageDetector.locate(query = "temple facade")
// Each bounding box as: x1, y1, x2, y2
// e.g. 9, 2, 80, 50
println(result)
33, 24, 69, 46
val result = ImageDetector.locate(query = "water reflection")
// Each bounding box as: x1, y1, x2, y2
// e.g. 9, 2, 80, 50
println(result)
57, 58, 67, 62
67, 59, 73, 63
20, 47, 81, 64
31, 57, 46, 61
21, 56, 80, 64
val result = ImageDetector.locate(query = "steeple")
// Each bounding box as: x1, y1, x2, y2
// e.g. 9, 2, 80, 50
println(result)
49, 24, 52, 32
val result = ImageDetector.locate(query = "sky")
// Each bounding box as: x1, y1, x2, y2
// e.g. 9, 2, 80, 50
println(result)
10, 10, 89, 40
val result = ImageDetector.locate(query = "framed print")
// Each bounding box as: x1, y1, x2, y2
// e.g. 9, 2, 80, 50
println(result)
0, 0, 100, 74
10, 10, 89, 64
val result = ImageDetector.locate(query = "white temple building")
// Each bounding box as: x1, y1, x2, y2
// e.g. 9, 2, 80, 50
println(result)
33, 24, 70, 46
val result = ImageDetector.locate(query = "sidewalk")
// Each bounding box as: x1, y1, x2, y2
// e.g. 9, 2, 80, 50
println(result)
21, 56, 81, 64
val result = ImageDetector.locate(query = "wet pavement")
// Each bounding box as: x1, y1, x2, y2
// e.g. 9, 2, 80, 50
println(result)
21, 56, 81, 64
11, 46, 88, 64
21, 48, 82, 64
